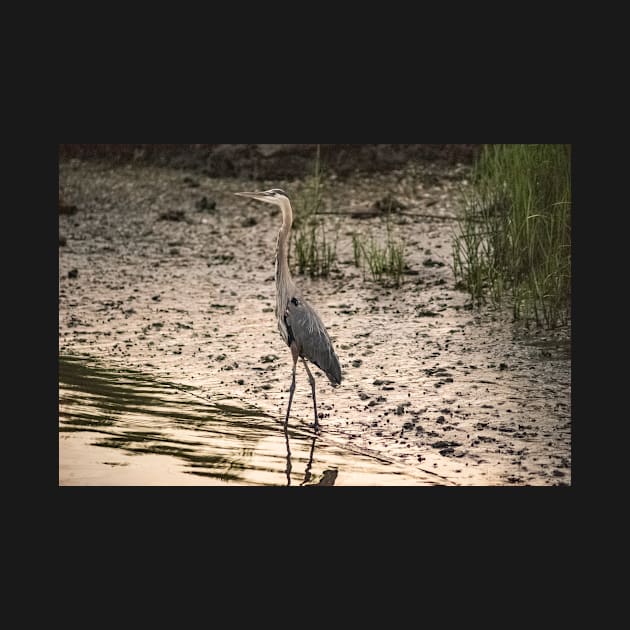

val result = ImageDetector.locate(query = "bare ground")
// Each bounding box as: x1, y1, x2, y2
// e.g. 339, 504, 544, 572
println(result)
58, 158, 571, 485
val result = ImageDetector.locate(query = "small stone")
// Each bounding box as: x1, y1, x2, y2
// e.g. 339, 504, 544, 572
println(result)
196, 196, 216, 211
260, 354, 279, 363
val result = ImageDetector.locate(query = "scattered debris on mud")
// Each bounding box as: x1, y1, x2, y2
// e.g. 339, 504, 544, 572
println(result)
59, 157, 571, 485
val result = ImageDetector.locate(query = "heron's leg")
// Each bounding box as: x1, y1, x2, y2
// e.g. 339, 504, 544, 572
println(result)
301, 358, 319, 431
283, 424, 292, 486
284, 345, 299, 429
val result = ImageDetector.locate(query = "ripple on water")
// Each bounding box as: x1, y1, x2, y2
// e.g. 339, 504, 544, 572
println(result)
59, 355, 446, 486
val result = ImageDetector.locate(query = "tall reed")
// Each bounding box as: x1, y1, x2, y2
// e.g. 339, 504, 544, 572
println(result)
352, 213, 406, 287
293, 145, 338, 277
453, 144, 571, 328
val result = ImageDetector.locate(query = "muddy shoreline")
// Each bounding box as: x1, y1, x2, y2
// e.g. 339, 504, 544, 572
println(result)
59, 158, 571, 485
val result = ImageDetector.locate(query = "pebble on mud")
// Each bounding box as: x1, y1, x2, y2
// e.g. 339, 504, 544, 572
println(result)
59, 202, 78, 215
182, 176, 199, 187
260, 354, 279, 363
423, 258, 445, 268
68, 268, 78, 279
416, 309, 439, 317
373, 193, 407, 213
196, 196, 216, 211
159, 209, 187, 222
373, 378, 394, 386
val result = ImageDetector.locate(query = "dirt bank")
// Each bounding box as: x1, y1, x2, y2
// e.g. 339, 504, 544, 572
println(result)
58, 157, 571, 485
59, 144, 481, 179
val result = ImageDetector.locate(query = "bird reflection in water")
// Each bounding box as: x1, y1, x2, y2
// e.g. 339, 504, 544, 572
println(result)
283, 426, 338, 486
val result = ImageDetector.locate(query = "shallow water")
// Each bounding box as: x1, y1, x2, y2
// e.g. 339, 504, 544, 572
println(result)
59, 355, 446, 486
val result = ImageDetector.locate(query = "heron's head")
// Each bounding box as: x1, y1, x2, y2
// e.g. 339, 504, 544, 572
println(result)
234, 189, 289, 206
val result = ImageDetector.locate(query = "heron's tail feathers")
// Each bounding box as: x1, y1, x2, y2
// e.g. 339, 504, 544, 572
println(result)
326, 354, 342, 387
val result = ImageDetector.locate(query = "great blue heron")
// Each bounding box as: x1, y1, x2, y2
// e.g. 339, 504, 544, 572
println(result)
235, 188, 342, 431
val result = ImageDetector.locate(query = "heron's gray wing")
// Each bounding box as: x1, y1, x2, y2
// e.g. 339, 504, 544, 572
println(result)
285, 297, 342, 386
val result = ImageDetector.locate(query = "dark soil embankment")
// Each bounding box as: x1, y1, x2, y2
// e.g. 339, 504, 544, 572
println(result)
59, 144, 481, 180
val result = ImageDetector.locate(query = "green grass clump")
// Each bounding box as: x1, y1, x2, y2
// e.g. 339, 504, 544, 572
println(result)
453, 144, 571, 328
295, 223, 337, 277
292, 145, 338, 277
352, 217, 406, 286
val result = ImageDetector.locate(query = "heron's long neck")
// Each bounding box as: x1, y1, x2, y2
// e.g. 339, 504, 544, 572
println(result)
275, 198, 294, 301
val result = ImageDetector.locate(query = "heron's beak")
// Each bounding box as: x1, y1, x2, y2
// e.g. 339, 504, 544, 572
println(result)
234, 191, 271, 202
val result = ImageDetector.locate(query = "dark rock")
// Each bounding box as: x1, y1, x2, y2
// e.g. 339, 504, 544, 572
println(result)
431, 440, 461, 449
59, 202, 78, 215
373, 193, 407, 213
208, 253, 235, 265
416, 309, 438, 317
59, 236, 67, 247
423, 258, 445, 268
68, 268, 78, 279
159, 209, 186, 222
373, 378, 394, 386
260, 354, 279, 363
196, 196, 216, 211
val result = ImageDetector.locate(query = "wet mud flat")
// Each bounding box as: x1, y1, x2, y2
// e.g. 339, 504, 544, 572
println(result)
59, 159, 571, 485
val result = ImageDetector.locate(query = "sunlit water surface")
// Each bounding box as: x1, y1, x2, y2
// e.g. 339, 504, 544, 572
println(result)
59, 356, 445, 486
